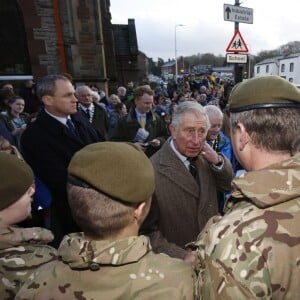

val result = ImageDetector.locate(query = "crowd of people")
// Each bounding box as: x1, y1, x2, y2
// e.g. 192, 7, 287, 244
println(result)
0, 74, 299, 299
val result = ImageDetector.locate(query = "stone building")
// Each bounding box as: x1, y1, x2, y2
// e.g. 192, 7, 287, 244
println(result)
0, 0, 148, 94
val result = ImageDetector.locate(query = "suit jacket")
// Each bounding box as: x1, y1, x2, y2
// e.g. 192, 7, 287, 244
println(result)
110, 108, 169, 157
21, 109, 102, 241
77, 104, 109, 140
140, 139, 234, 259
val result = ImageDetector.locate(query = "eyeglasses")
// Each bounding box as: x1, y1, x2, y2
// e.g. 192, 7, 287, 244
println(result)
78, 94, 92, 98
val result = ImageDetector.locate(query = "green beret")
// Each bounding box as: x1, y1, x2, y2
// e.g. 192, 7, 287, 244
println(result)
68, 142, 155, 203
0, 153, 34, 210
229, 76, 300, 112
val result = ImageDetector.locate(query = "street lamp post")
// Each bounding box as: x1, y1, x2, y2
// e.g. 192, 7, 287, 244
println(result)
175, 24, 184, 83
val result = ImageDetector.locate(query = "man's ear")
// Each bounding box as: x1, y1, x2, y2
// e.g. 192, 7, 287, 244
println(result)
134, 202, 146, 221
239, 123, 250, 151
169, 124, 176, 139
41, 95, 52, 106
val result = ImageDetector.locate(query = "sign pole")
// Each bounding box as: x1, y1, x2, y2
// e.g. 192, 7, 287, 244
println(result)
234, 0, 243, 84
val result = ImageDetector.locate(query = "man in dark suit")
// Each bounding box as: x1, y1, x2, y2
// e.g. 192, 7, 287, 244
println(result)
21, 74, 103, 247
140, 101, 234, 262
75, 85, 109, 140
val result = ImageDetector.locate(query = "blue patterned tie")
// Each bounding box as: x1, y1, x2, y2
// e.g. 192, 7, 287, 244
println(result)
66, 118, 77, 136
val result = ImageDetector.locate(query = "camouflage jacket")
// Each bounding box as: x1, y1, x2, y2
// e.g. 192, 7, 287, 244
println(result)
190, 154, 300, 300
16, 233, 194, 300
0, 226, 57, 300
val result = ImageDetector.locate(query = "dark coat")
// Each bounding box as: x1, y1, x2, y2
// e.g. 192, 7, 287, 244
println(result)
21, 109, 102, 244
77, 104, 109, 140
140, 140, 234, 259
110, 108, 169, 157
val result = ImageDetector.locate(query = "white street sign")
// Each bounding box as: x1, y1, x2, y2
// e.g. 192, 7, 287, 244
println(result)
226, 53, 248, 64
224, 4, 253, 24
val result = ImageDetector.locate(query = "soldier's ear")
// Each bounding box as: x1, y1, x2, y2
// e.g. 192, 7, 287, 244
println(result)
239, 123, 250, 151
133, 202, 146, 223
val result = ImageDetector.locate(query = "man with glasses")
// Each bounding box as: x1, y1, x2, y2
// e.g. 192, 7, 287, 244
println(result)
75, 85, 109, 140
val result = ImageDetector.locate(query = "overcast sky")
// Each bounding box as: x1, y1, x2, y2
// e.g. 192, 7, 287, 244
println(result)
110, 0, 299, 61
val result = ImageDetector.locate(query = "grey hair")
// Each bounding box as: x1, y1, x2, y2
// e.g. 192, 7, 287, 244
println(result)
36, 74, 70, 100
75, 85, 92, 96
204, 105, 223, 120
171, 101, 210, 131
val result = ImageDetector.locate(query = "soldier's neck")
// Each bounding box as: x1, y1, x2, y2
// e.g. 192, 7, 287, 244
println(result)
85, 224, 139, 241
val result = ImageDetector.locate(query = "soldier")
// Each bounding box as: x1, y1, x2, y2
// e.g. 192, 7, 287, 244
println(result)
16, 142, 194, 299
190, 76, 300, 299
0, 153, 57, 299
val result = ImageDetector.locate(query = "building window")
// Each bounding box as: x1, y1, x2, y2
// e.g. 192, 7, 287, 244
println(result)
290, 63, 294, 72
0, 1, 31, 75
257, 66, 260, 74
289, 78, 293, 82
281, 64, 285, 72
266, 65, 269, 73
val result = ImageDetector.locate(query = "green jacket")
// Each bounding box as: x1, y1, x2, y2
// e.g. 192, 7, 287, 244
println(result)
0, 226, 57, 300
17, 234, 194, 299
190, 154, 300, 299
110, 109, 169, 157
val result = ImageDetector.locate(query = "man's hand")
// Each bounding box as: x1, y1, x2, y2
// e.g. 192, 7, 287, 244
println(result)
134, 142, 147, 152
183, 250, 196, 265
149, 139, 160, 148
201, 142, 220, 165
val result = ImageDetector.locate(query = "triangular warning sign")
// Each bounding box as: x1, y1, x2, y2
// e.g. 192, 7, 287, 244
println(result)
226, 30, 248, 53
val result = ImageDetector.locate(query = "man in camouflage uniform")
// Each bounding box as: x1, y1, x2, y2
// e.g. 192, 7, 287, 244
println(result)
16, 142, 194, 299
190, 76, 300, 299
0, 153, 57, 300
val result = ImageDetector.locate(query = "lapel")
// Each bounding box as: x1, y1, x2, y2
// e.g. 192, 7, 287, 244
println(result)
39, 110, 84, 144
77, 105, 90, 122
156, 141, 200, 198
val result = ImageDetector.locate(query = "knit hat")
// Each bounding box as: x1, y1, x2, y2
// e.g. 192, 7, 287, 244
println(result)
68, 142, 155, 203
229, 76, 300, 112
0, 153, 34, 210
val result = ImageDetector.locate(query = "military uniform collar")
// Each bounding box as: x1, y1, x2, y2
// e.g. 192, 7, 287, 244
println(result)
227, 154, 300, 210
58, 233, 152, 270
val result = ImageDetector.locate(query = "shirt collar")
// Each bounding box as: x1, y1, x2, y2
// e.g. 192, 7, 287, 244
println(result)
44, 108, 69, 125
135, 108, 146, 119
79, 103, 94, 112
170, 139, 189, 169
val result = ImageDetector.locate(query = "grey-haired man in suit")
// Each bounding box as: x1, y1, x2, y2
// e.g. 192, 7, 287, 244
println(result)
140, 101, 234, 262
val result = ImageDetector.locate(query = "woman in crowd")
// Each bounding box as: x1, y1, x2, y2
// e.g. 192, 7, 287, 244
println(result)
0, 96, 31, 150
108, 102, 127, 139
106, 94, 121, 118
